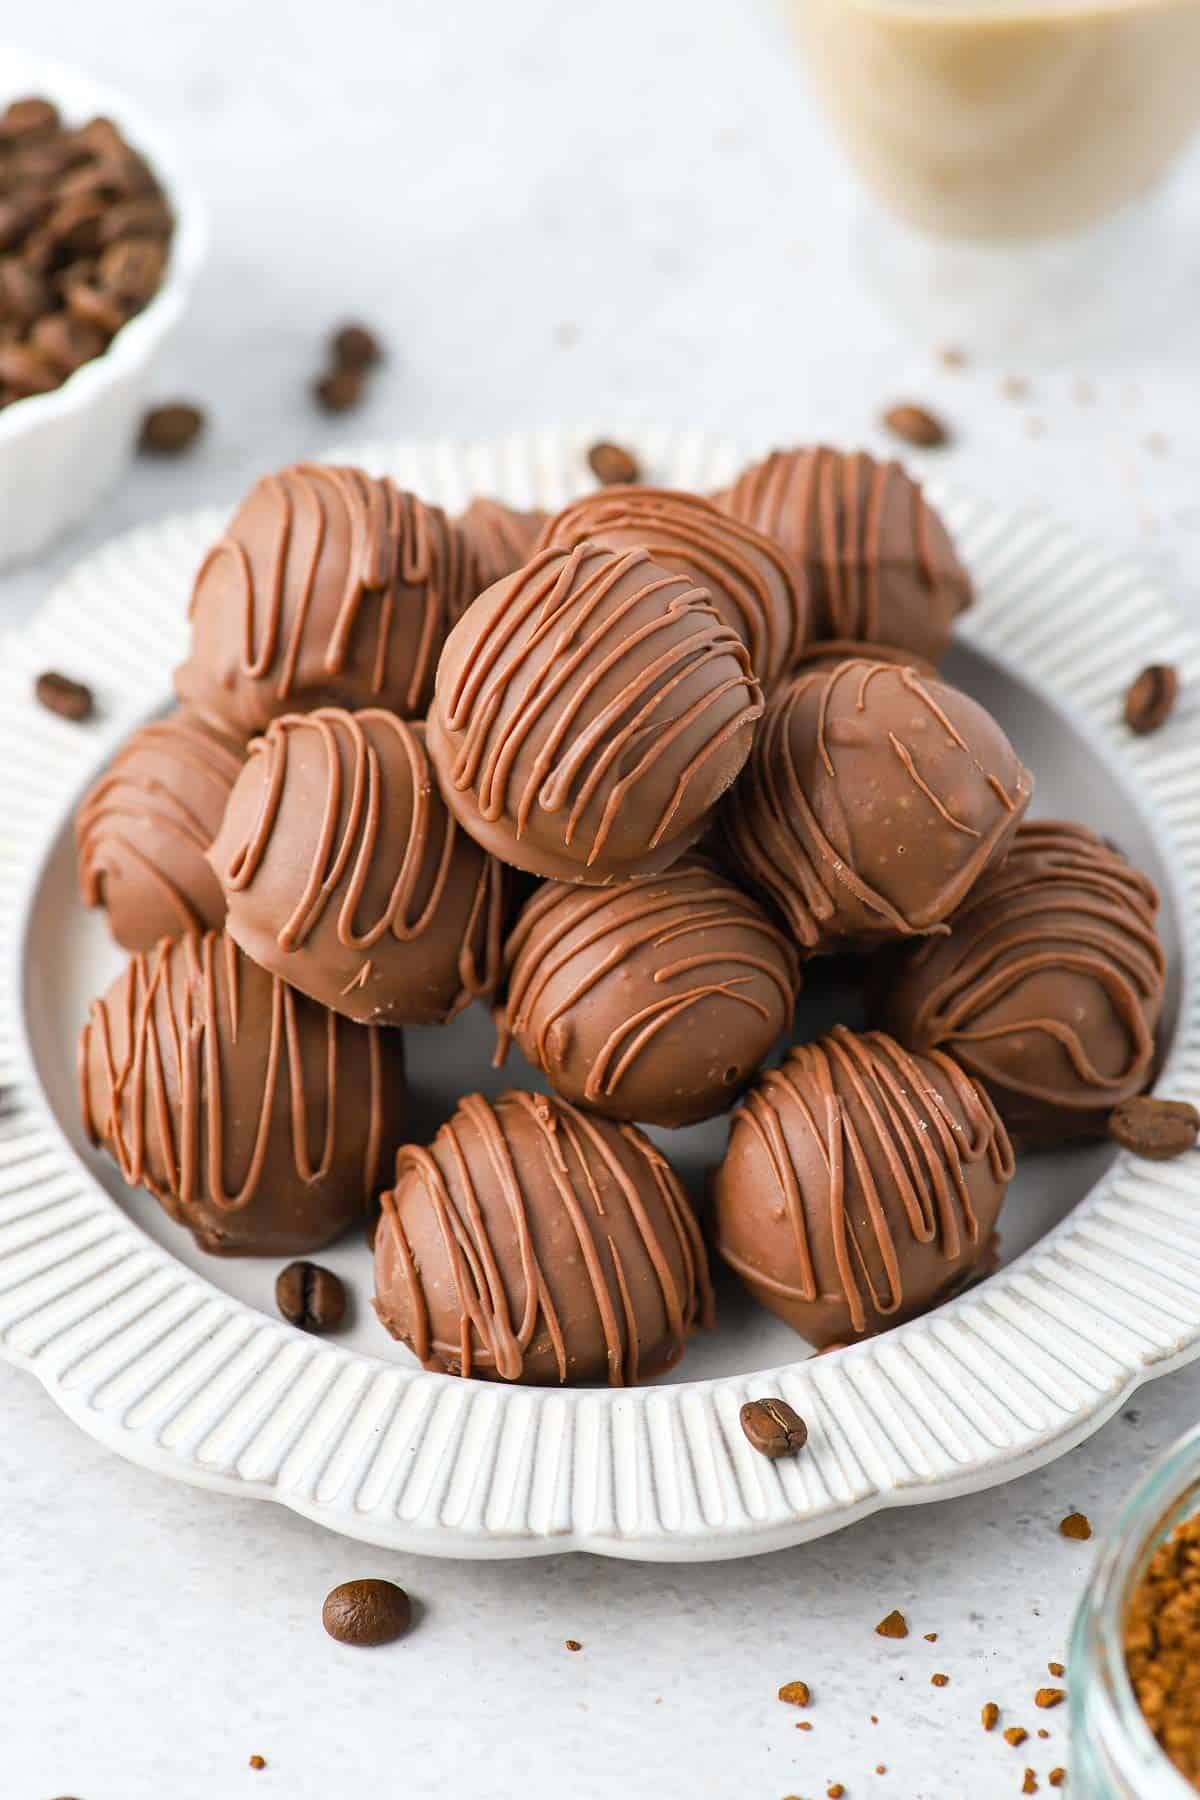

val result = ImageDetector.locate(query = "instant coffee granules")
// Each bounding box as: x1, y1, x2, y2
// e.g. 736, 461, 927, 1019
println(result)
1125, 1511, 1200, 1786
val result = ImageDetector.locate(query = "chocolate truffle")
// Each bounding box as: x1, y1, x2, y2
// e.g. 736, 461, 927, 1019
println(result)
500, 856, 800, 1127
874, 820, 1167, 1147
713, 1026, 1014, 1346
76, 706, 246, 951
458, 496, 549, 595
427, 541, 763, 883
714, 446, 971, 666
209, 708, 509, 1026
536, 487, 806, 688
80, 930, 408, 1255
374, 1089, 713, 1384
791, 638, 936, 680
174, 464, 473, 736
720, 659, 1032, 953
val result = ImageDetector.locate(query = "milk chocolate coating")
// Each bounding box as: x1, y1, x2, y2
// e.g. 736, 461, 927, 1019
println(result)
500, 856, 800, 1128
174, 464, 473, 735
374, 1089, 713, 1385
76, 706, 246, 950
791, 638, 936, 679
209, 708, 509, 1026
458, 496, 549, 596
874, 820, 1166, 1147
79, 930, 408, 1255
427, 541, 764, 884
713, 1025, 1014, 1346
536, 487, 806, 689
714, 446, 971, 666
719, 659, 1032, 953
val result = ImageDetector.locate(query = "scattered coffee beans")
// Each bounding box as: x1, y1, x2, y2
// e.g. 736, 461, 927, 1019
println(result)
313, 365, 364, 413
1108, 1095, 1200, 1160
1124, 662, 1178, 735
881, 402, 949, 448
322, 1578, 411, 1647
739, 1396, 808, 1459
587, 439, 640, 485
275, 1260, 346, 1332
35, 669, 93, 721
139, 401, 204, 455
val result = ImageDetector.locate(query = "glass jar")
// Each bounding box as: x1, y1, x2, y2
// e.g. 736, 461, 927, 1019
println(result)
1070, 1419, 1200, 1797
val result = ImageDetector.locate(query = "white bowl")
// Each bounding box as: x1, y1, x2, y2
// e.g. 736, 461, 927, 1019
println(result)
3, 428, 1200, 1561
0, 48, 207, 566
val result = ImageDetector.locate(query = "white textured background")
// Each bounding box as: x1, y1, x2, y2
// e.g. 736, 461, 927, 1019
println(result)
3, 1, 1200, 1796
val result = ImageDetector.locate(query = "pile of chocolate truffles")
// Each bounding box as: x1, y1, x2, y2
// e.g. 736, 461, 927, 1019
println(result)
76, 446, 1169, 1383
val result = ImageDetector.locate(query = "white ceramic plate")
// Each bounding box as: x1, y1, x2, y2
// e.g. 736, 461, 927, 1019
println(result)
3, 429, 1199, 1561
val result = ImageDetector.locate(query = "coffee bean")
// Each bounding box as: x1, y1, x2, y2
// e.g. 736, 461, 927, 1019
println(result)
30, 310, 107, 375
63, 274, 131, 336
0, 193, 44, 252
139, 401, 205, 455
0, 341, 58, 397
322, 1578, 411, 1647
313, 366, 364, 413
587, 439, 641, 485
1124, 662, 1178, 735
99, 235, 166, 305
276, 1260, 346, 1332
1109, 1095, 1200, 1161
882, 402, 950, 448
44, 192, 107, 255
740, 1396, 808, 1459
35, 670, 94, 721
331, 320, 382, 369
0, 254, 49, 326
0, 98, 60, 142
98, 195, 172, 245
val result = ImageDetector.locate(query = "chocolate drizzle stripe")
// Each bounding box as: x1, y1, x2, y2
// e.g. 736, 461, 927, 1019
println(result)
443, 543, 762, 867
381, 1092, 711, 1385
80, 933, 386, 1216
719, 1027, 1012, 1335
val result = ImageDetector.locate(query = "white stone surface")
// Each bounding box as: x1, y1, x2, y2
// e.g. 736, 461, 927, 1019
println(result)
3, 0, 1200, 1794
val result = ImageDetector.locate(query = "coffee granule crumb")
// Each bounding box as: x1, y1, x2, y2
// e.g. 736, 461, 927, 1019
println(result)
1001, 375, 1030, 401
1035, 1688, 1065, 1709
248, 1755, 266, 1770
938, 346, 966, 370
1048, 1662, 1065, 1678
1060, 1512, 1092, 1540
1004, 1727, 1028, 1747
796, 1720, 813, 1731
870, 1715, 879, 1725
827, 1786, 845, 1799
931, 1673, 949, 1687
982, 1702, 1000, 1731
779, 1681, 811, 1707
875, 1609, 908, 1639
875, 1765, 886, 1775
1038, 1729, 1050, 1740
565, 1639, 582, 1652
1049, 1771, 1066, 1788
924, 1632, 938, 1642
1023, 1772, 1038, 1795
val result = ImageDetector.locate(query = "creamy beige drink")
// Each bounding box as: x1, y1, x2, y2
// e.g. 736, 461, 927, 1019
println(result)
794, 0, 1200, 240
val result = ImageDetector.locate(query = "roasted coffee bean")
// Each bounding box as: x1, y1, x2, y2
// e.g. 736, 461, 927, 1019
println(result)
0, 341, 58, 396
331, 320, 382, 369
98, 194, 172, 244
35, 670, 94, 721
0, 193, 44, 252
1124, 662, 1178, 735
0, 254, 49, 326
30, 311, 107, 374
276, 1260, 346, 1332
45, 192, 107, 255
63, 275, 130, 335
99, 235, 166, 304
739, 1396, 809, 1459
0, 97, 60, 142
882, 402, 950, 448
587, 439, 640, 485
139, 401, 204, 455
1109, 1095, 1200, 1160
313, 366, 364, 412
322, 1579, 412, 1647
73, 116, 126, 161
